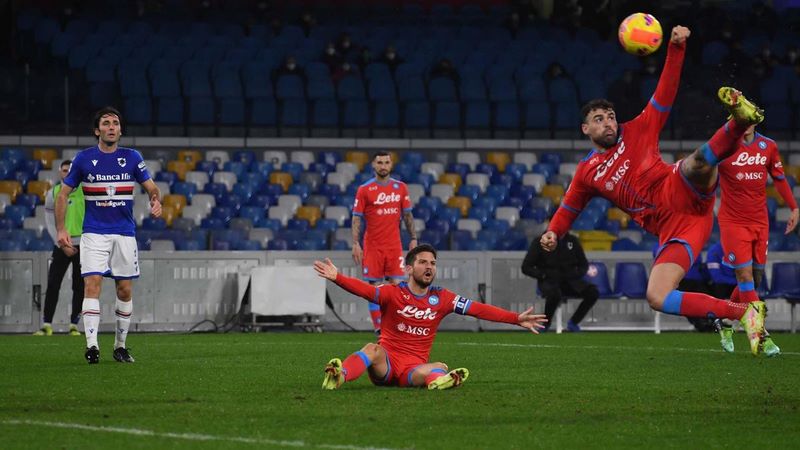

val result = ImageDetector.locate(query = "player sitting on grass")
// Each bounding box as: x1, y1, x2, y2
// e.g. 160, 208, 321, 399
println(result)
315, 244, 547, 390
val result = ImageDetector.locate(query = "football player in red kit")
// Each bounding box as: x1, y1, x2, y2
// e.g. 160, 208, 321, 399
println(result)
714, 123, 799, 355
539, 25, 769, 355
352, 152, 417, 334
316, 244, 547, 390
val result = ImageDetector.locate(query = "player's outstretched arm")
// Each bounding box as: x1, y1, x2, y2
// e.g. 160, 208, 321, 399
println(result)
314, 258, 380, 302
465, 301, 547, 333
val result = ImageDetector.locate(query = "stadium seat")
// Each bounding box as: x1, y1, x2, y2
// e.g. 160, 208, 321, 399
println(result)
613, 262, 648, 298
162, 194, 187, 215
345, 151, 370, 172
177, 150, 202, 168
540, 184, 566, 205
583, 262, 619, 298
447, 196, 472, 217
607, 208, 631, 229
25, 180, 50, 203
324, 206, 350, 226
32, 148, 58, 169
296, 205, 322, 227
269, 172, 293, 192
167, 160, 192, 181
0, 181, 22, 202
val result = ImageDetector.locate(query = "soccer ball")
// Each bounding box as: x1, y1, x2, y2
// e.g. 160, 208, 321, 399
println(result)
618, 13, 663, 56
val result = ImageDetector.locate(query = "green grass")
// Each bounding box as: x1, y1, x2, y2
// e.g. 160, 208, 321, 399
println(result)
2, 331, 799, 449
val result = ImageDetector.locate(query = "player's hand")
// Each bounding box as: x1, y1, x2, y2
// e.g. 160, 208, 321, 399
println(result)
408, 238, 418, 250
313, 258, 339, 281
539, 231, 557, 252
517, 306, 548, 334
56, 230, 75, 254
351, 242, 363, 265
150, 197, 162, 218
670, 26, 690, 44
61, 245, 77, 257
786, 208, 799, 235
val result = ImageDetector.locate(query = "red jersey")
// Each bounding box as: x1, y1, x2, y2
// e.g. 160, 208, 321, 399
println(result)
353, 177, 412, 250
549, 41, 686, 238
718, 133, 795, 227
331, 274, 520, 366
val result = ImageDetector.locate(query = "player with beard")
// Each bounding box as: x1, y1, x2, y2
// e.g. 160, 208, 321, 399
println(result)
351, 152, 417, 334
316, 244, 547, 390
540, 25, 770, 355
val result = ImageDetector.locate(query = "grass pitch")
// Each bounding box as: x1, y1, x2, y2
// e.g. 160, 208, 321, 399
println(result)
2, 331, 799, 449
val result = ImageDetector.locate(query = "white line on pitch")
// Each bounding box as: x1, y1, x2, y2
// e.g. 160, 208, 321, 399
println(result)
0, 419, 405, 450
454, 342, 800, 356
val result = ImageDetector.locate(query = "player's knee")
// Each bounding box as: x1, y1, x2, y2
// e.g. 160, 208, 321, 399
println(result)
361, 343, 382, 359
115, 284, 132, 300
645, 283, 671, 310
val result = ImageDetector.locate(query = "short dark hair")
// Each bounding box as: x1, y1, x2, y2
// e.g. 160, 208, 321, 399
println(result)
92, 106, 123, 133
405, 244, 437, 266
580, 99, 615, 123
372, 151, 391, 161
60, 159, 72, 168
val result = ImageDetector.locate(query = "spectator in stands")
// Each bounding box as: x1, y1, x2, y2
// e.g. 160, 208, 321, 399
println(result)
607, 70, 642, 122
322, 42, 344, 72
336, 33, 358, 60
357, 47, 372, 72
331, 61, 358, 85
298, 10, 317, 37
430, 58, 460, 83
505, 11, 523, 38
272, 56, 307, 84
521, 232, 598, 332
379, 45, 404, 75
34, 160, 85, 337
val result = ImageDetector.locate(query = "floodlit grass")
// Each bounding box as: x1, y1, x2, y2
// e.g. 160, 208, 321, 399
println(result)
2, 331, 799, 449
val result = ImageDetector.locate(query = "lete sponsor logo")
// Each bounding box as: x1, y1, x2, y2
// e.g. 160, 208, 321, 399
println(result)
731, 152, 767, 167
375, 192, 401, 205
396, 305, 437, 320
593, 141, 627, 181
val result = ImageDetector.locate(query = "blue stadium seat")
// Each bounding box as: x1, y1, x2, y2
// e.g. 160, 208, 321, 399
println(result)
464, 101, 490, 130
770, 263, 800, 298
171, 181, 198, 201
398, 76, 427, 102
342, 100, 370, 128
275, 75, 305, 100
433, 101, 460, 129
142, 217, 167, 230
583, 262, 619, 298
367, 77, 396, 101
403, 101, 431, 131
420, 229, 444, 248
156, 97, 184, 126
312, 99, 339, 128
219, 99, 245, 126
417, 196, 442, 215
251, 99, 278, 127
287, 219, 310, 231
188, 97, 215, 126
429, 77, 458, 102
315, 219, 339, 233
124, 97, 153, 126
494, 102, 520, 131
374, 100, 400, 129
611, 238, 640, 251
337, 76, 366, 101
613, 262, 648, 298
524, 101, 550, 129
243, 63, 274, 99
460, 75, 487, 101
5, 205, 30, 227
308, 78, 335, 100
280, 99, 308, 128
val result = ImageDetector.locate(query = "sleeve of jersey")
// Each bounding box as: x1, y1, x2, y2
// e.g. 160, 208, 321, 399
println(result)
768, 150, 798, 209
133, 151, 151, 183
547, 172, 590, 238
454, 296, 519, 325
62, 154, 82, 188
334, 273, 381, 304
401, 184, 412, 211
635, 41, 686, 129
352, 186, 365, 216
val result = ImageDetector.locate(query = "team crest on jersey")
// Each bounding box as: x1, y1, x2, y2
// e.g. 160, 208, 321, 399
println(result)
428, 295, 439, 306
589, 157, 599, 165
758, 141, 767, 150
393, 183, 399, 189
567, 242, 573, 250
106, 185, 116, 196
727, 252, 736, 262
117, 157, 126, 167
87, 173, 95, 182
363, 267, 368, 274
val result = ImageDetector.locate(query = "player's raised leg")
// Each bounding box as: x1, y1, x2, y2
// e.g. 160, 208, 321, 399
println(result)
680, 88, 765, 191
322, 342, 389, 390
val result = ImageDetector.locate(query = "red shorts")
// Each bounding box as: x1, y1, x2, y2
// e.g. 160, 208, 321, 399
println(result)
719, 222, 768, 269
651, 161, 716, 271
362, 245, 405, 281
368, 349, 425, 388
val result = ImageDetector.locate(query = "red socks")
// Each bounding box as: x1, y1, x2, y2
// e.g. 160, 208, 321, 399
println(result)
425, 369, 448, 387
701, 119, 748, 165
678, 291, 748, 320
342, 351, 371, 382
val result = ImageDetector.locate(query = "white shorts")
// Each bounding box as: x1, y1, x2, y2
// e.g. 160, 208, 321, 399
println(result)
80, 233, 140, 279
